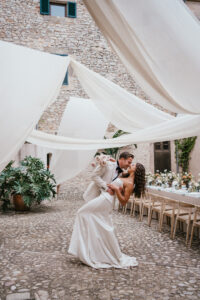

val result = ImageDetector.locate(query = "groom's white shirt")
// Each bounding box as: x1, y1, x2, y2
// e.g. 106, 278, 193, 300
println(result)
83, 161, 117, 202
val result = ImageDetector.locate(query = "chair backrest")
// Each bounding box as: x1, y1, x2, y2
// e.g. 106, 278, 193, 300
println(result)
150, 195, 165, 209
134, 196, 143, 203
177, 201, 195, 218
193, 205, 200, 223
144, 190, 151, 200
162, 196, 178, 211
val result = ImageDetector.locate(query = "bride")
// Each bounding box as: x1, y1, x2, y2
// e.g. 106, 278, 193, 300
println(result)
68, 160, 146, 269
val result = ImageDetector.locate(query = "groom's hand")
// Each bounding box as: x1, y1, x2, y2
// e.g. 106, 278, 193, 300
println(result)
109, 157, 116, 162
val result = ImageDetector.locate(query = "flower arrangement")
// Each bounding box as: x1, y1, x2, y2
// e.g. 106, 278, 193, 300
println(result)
146, 170, 200, 192
182, 172, 193, 189
166, 171, 177, 187
146, 172, 155, 186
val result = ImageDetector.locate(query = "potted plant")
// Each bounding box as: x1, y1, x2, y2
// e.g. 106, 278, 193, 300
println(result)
0, 156, 56, 211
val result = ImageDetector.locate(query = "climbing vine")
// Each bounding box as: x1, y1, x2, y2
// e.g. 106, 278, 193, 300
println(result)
175, 136, 197, 172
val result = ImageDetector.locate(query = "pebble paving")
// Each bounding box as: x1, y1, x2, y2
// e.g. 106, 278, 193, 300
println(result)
0, 188, 200, 300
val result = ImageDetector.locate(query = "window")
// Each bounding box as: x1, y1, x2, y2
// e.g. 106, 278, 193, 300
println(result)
163, 141, 170, 150
154, 141, 171, 172
50, 3, 66, 17
55, 54, 68, 85
59, 54, 68, 85
63, 70, 68, 85
40, 0, 77, 18
154, 141, 170, 151
155, 143, 161, 150
47, 153, 52, 169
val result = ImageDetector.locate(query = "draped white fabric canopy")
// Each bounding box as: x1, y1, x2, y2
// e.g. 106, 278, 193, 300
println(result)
27, 55, 199, 150
0, 41, 69, 171
70, 59, 173, 133
83, 0, 200, 114
1, 0, 200, 176
27, 57, 199, 150
28, 115, 200, 150
50, 97, 108, 184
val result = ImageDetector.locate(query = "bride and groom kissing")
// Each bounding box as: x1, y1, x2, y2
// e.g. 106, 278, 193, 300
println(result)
68, 152, 146, 269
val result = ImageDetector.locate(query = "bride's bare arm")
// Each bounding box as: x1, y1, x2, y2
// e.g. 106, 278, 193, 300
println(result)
107, 184, 132, 206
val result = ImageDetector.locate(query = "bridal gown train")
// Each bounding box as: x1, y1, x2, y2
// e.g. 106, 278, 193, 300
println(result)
68, 178, 138, 269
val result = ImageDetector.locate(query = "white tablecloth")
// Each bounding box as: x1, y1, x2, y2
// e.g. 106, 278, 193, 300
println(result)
147, 186, 200, 206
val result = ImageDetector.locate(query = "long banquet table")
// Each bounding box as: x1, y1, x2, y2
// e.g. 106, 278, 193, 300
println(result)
147, 186, 200, 206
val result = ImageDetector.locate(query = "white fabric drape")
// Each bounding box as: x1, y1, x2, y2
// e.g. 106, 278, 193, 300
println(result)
0, 41, 69, 171
70, 59, 173, 133
83, 0, 200, 114
50, 97, 108, 184
27, 115, 200, 150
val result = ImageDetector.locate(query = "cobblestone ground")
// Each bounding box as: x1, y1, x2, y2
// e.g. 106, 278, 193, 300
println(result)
0, 188, 200, 300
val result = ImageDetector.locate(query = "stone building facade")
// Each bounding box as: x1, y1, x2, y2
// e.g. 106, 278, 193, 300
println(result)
0, 0, 199, 184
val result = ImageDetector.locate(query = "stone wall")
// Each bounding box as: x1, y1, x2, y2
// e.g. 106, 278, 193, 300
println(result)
187, 0, 200, 19
0, 0, 152, 173
0, 0, 150, 134
0, 0, 199, 183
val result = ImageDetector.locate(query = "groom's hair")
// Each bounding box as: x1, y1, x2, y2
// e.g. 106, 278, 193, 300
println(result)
119, 152, 134, 160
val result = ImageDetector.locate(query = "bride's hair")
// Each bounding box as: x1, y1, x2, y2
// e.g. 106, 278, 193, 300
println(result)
133, 163, 146, 198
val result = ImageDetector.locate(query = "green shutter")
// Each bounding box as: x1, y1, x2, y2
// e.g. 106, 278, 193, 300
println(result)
63, 71, 68, 85
67, 2, 77, 18
55, 54, 68, 85
40, 0, 49, 15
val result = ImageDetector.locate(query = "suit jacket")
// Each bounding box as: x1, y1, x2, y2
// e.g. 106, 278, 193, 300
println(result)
83, 161, 117, 202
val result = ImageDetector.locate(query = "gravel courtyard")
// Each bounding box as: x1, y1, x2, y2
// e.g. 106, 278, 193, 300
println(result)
0, 188, 200, 300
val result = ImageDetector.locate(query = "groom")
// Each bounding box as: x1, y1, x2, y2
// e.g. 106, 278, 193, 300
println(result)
83, 152, 134, 202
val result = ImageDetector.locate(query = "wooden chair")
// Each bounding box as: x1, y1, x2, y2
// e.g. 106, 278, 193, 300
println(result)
148, 194, 164, 227
172, 202, 195, 245
140, 191, 152, 224
122, 195, 135, 215
189, 206, 200, 247
159, 198, 179, 238
132, 196, 143, 221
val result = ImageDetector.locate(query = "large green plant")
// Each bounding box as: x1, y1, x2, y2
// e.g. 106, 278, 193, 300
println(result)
102, 130, 137, 159
175, 137, 197, 173
0, 156, 56, 211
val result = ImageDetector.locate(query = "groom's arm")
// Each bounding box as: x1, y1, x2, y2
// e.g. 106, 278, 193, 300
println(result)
91, 164, 108, 191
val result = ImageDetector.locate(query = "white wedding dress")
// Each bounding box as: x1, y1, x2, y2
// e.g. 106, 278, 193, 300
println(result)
68, 178, 138, 269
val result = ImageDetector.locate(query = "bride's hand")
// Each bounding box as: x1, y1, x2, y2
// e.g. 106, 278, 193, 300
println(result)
107, 187, 115, 195
107, 184, 118, 191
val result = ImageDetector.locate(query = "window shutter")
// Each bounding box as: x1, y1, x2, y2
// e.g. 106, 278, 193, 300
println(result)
63, 71, 68, 85
55, 54, 68, 85
40, 0, 50, 15
67, 2, 77, 18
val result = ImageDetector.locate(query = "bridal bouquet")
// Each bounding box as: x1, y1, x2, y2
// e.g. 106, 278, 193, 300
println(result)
92, 154, 115, 168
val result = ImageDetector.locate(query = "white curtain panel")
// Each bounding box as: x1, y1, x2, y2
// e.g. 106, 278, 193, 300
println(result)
28, 115, 200, 150
50, 97, 109, 184
0, 41, 69, 171
83, 0, 200, 114
70, 59, 173, 133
